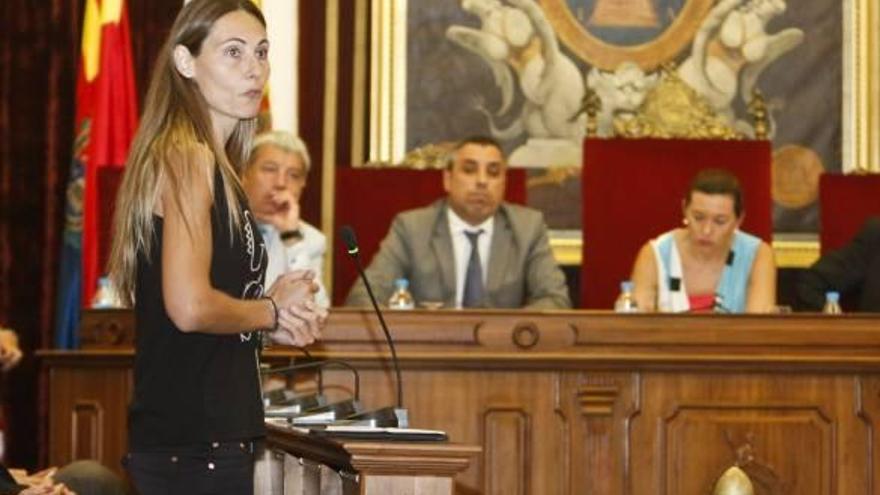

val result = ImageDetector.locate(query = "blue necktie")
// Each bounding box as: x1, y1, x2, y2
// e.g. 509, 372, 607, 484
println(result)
462, 230, 485, 308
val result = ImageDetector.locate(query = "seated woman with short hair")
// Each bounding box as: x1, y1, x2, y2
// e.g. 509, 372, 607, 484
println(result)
630, 169, 777, 313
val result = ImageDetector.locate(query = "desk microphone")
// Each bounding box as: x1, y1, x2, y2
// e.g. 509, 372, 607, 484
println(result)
262, 359, 361, 400
261, 359, 363, 422
339, 225, 408, 427
713, 294, 732, 314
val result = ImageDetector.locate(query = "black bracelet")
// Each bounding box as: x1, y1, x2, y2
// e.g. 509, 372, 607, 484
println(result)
264, 296, 278, 332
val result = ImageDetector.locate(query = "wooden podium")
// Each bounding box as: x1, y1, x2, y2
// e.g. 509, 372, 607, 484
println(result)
40, 309, 880, 494
256, 422, 479, 494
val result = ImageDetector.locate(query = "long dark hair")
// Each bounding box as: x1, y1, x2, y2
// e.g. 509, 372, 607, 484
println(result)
109, 0, 266, 305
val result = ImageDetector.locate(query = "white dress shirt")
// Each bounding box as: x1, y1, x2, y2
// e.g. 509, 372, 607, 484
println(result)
259, 221, 329, 308
446, 208, 494, 308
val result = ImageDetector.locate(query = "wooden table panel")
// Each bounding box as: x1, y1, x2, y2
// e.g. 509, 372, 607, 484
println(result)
39, 309, 880, 494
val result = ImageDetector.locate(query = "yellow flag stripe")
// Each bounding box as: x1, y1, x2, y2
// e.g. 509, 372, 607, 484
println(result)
82, 0, 101, 82
102, 0, 124, 24
82, 0, 125, 82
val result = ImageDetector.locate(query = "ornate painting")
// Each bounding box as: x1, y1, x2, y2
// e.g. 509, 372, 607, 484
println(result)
397, 0, 843, 232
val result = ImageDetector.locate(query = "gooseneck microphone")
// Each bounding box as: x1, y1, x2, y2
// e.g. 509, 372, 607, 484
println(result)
339, 225, 407, 426
262, 359, 361, 400
262, 359, 364, 423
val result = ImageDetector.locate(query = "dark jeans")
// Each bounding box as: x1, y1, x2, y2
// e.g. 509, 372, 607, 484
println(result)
124, 441, 255, 495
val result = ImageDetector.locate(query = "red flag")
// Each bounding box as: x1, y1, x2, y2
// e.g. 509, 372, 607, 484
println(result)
79, 0, 138, 307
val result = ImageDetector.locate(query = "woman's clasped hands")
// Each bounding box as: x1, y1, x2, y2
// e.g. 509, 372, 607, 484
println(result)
265, 269, 327, 347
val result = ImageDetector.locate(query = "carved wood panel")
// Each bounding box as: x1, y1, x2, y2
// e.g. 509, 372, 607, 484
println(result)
663, 407, 830, 494
628, 373, 871, 495
321, 368, 569, 495
483, 410, 529, 495
859, 376, 880, 495
71, 401, 103, 460
47, 365, 131, 473
565, 372, 638, 495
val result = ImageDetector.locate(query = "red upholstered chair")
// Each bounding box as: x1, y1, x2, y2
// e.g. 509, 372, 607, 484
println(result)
332, 168, 527, 305
818, 174, 880, 253
580, 138, 773, 309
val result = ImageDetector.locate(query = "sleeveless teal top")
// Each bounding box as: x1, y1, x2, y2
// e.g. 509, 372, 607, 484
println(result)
652, 230, 760, 313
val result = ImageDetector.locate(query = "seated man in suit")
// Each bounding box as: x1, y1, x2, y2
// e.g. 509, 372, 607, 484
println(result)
345, 136, 571, 309
242, 130, 329, 307
796, 217, 880, 311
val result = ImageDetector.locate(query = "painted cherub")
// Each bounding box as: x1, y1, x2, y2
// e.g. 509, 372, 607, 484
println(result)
677, 0, 803, 134
446, 0, 585, 141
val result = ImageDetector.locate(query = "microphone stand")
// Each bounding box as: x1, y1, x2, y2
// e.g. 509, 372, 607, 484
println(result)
340, 226, 408, 428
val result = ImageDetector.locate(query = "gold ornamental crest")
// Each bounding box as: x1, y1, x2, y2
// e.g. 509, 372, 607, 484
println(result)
540, 0, 714, 70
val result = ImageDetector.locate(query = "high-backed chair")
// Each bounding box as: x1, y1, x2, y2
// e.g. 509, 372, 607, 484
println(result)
332, 168, 527, 305
818, 174, 880, 253
580, 138, 773, 309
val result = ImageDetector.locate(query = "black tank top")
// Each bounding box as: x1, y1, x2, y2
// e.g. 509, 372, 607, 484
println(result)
129, 166, 267, 450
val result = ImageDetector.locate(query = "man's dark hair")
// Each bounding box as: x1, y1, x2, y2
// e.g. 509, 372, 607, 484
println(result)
446, 135, 504, 169
685, 168, 744, 217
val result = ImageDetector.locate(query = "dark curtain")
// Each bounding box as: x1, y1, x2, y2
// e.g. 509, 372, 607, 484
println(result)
0, 0, 82, 469
297, 1, 327, 228
0, 0, 178, 470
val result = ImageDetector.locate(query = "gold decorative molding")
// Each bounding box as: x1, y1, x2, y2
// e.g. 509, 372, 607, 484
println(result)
368, 0, 407, 165
399, 141, 456, 169
549, 233, 820, 269
612, 65, 745, 140
713, 466, 755, 495
350, 0, 368, 167
549, 232, 582, 266
540, 0, 714, 71
714, 432, 786, 495
747, 90, 769, 141
576, 87, 602, 137
843, 0, 880, 173
321, 0, 340, 294
771, 237, 820, 268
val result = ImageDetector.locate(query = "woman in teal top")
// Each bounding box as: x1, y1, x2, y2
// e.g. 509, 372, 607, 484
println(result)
629, 169, 777, 313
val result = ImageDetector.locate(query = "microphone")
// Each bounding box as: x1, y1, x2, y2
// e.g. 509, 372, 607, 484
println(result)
262, 359, 361, 401
339, 225, 408, 427
713, 293, 732, 314
262, 360, 364, 423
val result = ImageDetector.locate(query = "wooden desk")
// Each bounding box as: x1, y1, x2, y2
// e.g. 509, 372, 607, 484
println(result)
40, 309, 880, 494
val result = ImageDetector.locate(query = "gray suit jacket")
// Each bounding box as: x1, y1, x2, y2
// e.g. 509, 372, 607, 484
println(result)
345, 200, 571, 309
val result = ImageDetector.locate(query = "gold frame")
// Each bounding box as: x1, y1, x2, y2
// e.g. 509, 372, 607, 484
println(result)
355, 0, 879, 268
539, 0, 714, 71
368, 0, 407, 164
843, 0, 880, 173
321, 0, 340, 292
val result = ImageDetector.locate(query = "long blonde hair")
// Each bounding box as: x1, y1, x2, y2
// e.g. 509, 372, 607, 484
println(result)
108, 0, 266, 306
